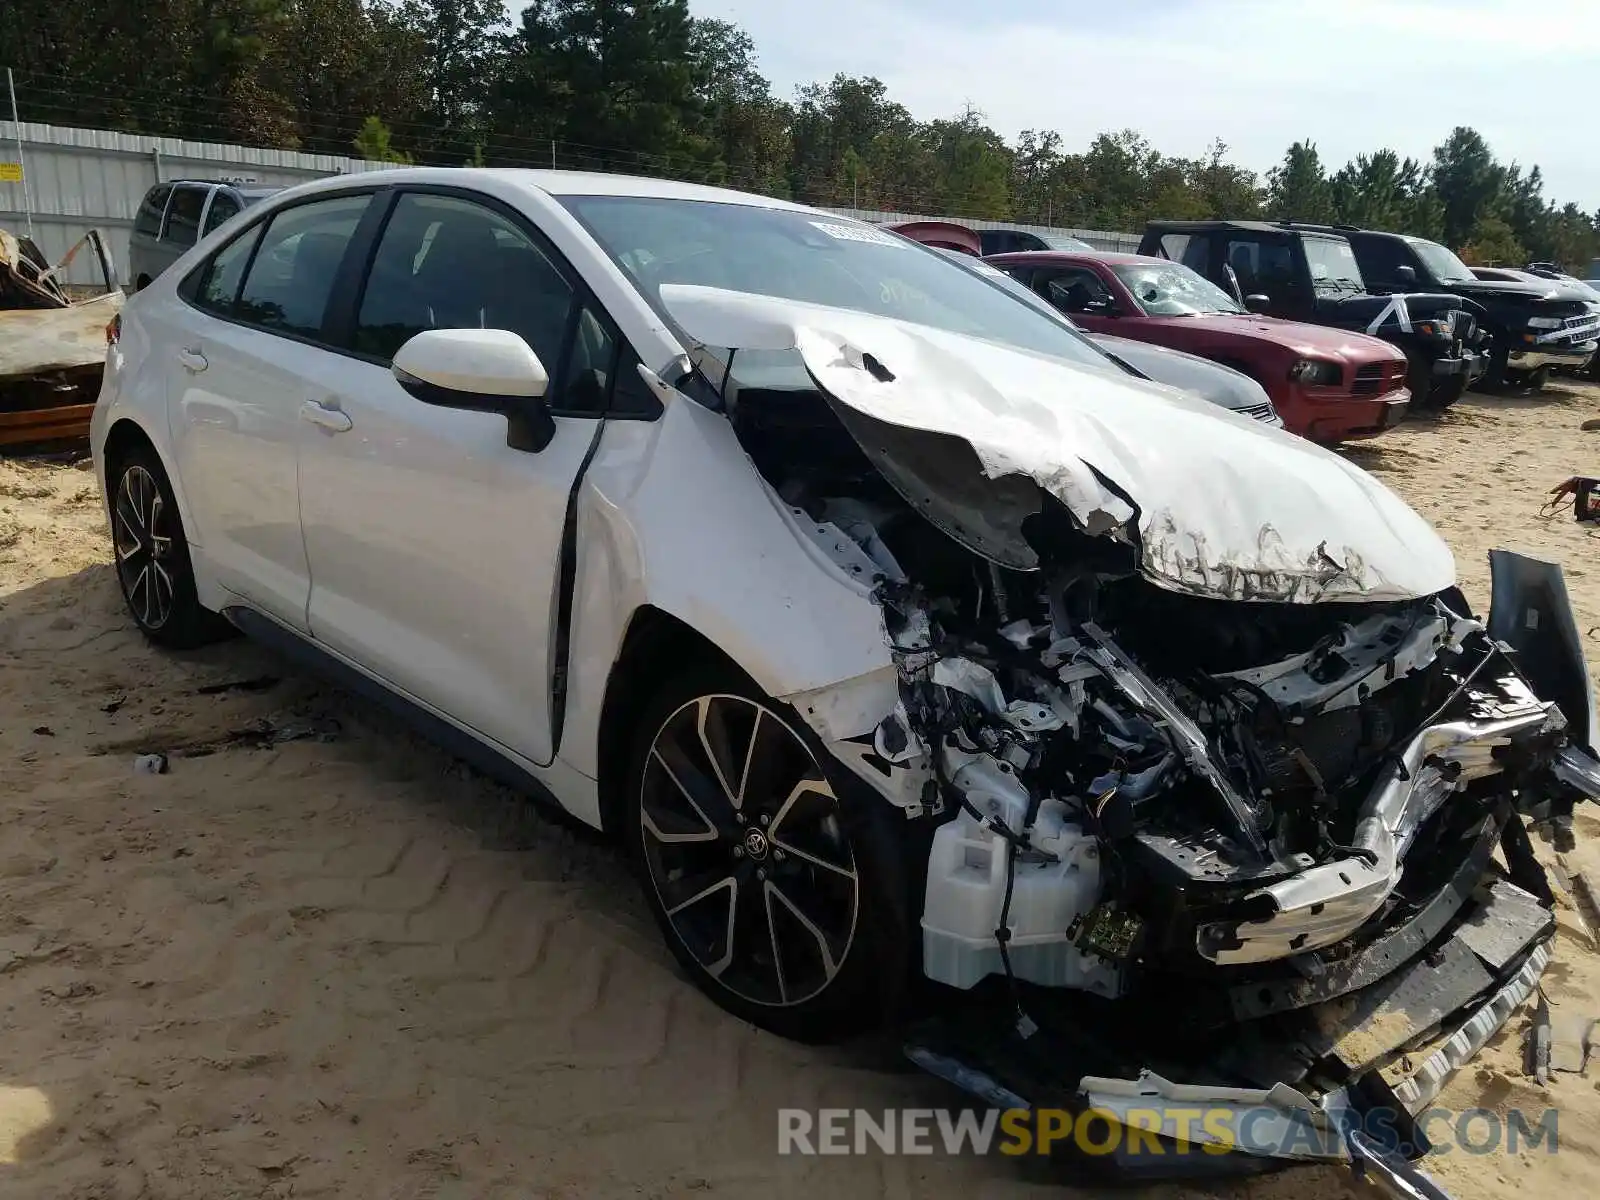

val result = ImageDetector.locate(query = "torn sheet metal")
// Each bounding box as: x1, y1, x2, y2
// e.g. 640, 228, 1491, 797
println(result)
1, 292, 122, 377
2, 226, 123, 450
658, 284, 1456, 604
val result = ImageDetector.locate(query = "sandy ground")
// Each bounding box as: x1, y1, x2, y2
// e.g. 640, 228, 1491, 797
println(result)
3, 389, 1600, 1199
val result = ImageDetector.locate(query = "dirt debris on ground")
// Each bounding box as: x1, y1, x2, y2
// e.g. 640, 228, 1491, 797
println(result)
4, 391, 1600, 1199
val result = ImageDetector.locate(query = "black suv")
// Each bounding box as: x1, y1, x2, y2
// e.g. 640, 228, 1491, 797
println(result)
1319, 229, 1598, 389
1139, 220, 1483, 408
979, 228, 1094, 255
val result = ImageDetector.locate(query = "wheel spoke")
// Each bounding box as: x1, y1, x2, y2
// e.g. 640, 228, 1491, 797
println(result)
762, 880, 790, 1005
114, 508, 143, 557
649, 745, 737, 838
768, 779, 857, 880
665, 874, 738, 978
151, 560, 175, 625
640, 788, 719, 845
697, 697, 747, 814
129, 563, 152, 625
765, 878, 841, 982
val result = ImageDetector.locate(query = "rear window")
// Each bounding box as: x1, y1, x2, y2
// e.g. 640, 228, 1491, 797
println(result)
134, 185, 171, 238
162, 186, 207, 248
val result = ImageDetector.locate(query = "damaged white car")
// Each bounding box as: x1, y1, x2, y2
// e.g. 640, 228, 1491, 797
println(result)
92, 170, 1600, 1193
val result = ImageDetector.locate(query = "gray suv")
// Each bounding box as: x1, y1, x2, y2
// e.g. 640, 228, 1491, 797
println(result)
128, 180, 281, 291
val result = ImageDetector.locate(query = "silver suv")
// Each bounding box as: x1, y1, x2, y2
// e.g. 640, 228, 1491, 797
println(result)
128, 180, 280, 291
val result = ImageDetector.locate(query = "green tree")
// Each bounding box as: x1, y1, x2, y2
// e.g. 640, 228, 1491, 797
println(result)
690, 17, 791, 193
352, 114, 413, 162
1457, 214, 1525, 265
926, 106, 1011, 218
788, 75, 911, 206
1266, 140, 1334, 223
1428, 126, 1505, 248
398, 0, 507, 162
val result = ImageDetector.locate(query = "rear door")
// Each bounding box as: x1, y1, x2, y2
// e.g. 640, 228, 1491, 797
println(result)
296, 187, 632, 764
166, 191, 375, 628
157, 185, 209, 276
130, 185, 173, 287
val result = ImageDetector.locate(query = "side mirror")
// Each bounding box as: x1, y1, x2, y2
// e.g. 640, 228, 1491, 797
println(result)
393, 328, 556, 452
1082, 296, 1117, 316
1244, 293, 1272, 313
1395, 265, 1417, 286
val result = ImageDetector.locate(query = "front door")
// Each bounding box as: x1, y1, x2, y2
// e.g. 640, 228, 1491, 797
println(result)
167, 191, 373, 629
297, 189, 614, 764
1030, 265, 1120, 332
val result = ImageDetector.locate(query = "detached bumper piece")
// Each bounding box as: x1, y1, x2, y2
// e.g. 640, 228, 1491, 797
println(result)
904, 874, 1553, 1192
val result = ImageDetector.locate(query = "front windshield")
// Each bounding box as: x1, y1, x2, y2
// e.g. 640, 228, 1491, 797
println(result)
1407, 238, 1474, 284
1303, 238, 1365, 291
1042, 234, 1093, 252
561, 195, 1110, 371
1111, 262, 1242, 316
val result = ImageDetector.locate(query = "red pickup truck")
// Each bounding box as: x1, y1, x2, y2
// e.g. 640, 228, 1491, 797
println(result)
985, 249, 1411, 443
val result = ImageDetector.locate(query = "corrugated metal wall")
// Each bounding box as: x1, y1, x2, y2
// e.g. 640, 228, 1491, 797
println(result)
0, 120, 394, 285
0, 120, 1140, 284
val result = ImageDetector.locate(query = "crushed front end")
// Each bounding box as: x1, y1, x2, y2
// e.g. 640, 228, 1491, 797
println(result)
659, 284, 1600, 1190
876, 556, 1597, 1186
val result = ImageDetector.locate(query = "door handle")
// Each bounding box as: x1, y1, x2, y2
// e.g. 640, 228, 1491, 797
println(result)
177, 347, 208, 373
299, 399, 353, 433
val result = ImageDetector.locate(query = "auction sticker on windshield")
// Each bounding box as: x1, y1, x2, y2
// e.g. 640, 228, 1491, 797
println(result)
810, 221, 908, 248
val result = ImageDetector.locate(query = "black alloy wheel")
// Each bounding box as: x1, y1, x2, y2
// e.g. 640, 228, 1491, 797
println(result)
625, 667, 913, 1041
109, 445, 231, 649
640, 692, 859, 1007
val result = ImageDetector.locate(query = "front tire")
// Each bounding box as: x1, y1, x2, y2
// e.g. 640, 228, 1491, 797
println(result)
623, 664, 914, 1042
109, 445, 231, 649
1428, 374, 1466, 410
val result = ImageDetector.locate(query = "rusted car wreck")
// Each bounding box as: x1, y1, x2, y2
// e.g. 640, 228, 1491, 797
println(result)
0, 226, 122, 451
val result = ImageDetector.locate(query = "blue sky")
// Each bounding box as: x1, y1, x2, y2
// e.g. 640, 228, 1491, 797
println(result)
686, 0, 1600, 212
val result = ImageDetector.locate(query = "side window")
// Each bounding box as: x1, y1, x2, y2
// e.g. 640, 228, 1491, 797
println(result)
135, 185, 172, 238
353, 193, 576, 374
1226, 237, 1297, 294
559, 308, 619, 415
1349, 236, 1408, 286
1157, 233, 1188, 261
162, 186, 207, 248
204, 192, 242, 235
1178, 234, 1211, 274
1035, 267, 1112, 314
194, 224, 265, 314
235, 194, 370, 339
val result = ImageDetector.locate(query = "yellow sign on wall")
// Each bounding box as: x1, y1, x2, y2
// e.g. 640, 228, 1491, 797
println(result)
0, 163, 22, 183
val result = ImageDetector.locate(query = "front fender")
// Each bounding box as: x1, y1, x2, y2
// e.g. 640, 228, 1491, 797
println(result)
558, 393, 895, 785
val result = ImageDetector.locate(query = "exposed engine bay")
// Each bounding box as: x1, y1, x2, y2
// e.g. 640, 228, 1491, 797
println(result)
724, 352, 1600, 1187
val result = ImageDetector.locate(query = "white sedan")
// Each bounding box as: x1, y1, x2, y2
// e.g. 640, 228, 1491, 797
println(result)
92, 169, 1599, 1183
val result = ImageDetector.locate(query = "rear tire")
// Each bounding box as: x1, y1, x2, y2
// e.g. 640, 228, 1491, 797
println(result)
622, 663, 916, 1042
108, 444, 232, 649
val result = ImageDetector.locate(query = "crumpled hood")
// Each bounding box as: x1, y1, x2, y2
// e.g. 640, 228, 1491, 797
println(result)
661, 284, 1456, 604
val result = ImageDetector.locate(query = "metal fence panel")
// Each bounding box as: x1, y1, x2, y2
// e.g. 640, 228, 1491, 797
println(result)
1, 120, 1141, 285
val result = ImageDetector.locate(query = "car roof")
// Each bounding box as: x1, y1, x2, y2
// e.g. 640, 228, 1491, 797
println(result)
267, 167, 814, 213
986, 249, 1167, 268
1145, 219, 1352, 240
